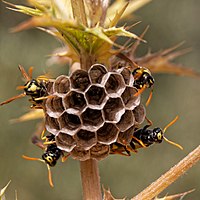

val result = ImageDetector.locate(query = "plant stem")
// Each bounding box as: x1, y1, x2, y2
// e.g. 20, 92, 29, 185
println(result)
71, 0, 88, 27
80, 53, 95, 71
132, 145, 200, 200
80, 159, 102, 200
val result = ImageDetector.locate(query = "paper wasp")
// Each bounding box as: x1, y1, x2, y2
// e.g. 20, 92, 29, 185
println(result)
132, 66, 154, 91
23, 131, 69, 187
116, 52, 154, 106
0, 65, 49, 108
110, 116, 183, 156
131, 65, 154, 106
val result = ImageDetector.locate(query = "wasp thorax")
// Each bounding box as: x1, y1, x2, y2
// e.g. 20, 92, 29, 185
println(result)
44, 64, 146, 161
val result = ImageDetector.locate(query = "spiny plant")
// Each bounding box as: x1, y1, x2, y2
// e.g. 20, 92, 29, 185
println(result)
1, 0, 200, 200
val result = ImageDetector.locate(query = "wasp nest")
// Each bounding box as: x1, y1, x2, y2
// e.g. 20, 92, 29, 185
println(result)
44, 64, 146, 161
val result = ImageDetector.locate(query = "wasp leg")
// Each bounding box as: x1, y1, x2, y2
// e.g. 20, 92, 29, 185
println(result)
125, 145, 138, 153
40, 128, 46, 140
30, 104, 44, 109
110, 150, 131, 156
33, 122, 45, 139
61, 154, 71, 162
131, 136, 146, 148
39, 128, 57, 145
134, 85, 146, 97
43, 141, 56, 145
145, 89, 153, 107
145, 116, 153, 126
34, 95, 54, 101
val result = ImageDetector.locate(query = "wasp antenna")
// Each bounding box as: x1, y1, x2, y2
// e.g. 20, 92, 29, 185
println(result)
22, 155, 54, 187
116, 52, 136, 69
22, 155, 45, 162
47, 164, 54, 187
132, 61, 139, 69
28, 67, 34, 79
164, 136, 183, 150
16, 85, 26, 90
0, 93, 26, 106
18, 65, 31, 81
145, 89, 153, 107
163, 116, 179, 133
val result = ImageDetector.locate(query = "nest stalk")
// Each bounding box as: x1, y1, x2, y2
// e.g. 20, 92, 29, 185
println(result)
80, 159, 102, 200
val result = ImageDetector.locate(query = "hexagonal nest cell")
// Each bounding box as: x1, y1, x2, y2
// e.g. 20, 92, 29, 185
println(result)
104, 73, 126, 96
58, 112, 81, 135
45, 115, 60, 135
56, 132, 76, 152
45, 80, 54, 94
90, 143, 110, 160
103, 97, 124, 122
53, 75, 70, 95
133, 104, 146, 125
121, 87, 140, 110
116, 67, 134, 86
45, 96, 64, 117
117, 125, 135, 145
71, 146, 90, 161
116, 110, 135, 132
74, 129, 97, 150
97, 123, 119, 144
81, 108, 104, 129
88, 64, 107, 84
70, 69, 90, 91
43, 64, 146, 161
63, 91, 86, 112
85, 85, 107, 108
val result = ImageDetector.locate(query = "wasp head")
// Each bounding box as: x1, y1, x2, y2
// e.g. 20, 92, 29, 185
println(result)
42, 152, 58, 167
24, 79, 46, 98
132, 67, 155, 89
152, 127, 164, 143
42, 145, 62, 167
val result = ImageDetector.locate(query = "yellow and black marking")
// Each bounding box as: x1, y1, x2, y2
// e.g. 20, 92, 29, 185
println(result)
131, 65, 155, 106
110, 116, 183, 156
132, 66, 155, 89
0, 65, 49, 108
23, 131, 70, 187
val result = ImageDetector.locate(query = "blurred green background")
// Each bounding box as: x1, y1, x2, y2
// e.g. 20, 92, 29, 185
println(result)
0, 0, 199, 199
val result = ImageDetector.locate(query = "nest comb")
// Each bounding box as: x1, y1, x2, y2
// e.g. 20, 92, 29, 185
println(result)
44, 64, 146, 161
